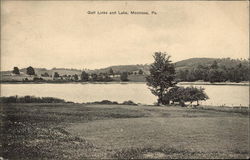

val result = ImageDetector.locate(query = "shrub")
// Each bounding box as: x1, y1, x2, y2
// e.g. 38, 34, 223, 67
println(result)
184, 86, 209, 105
163, 86, 209, 107
122, 100, 137, 105
0, 96, 65, 103
33, 77, 44, 81
89, 100, 119, 105
41, 72, 49, 77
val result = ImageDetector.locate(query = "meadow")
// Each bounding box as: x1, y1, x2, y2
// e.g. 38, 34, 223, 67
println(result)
1, 102, 249, 159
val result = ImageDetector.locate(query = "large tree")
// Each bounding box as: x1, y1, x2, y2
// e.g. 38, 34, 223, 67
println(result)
146, 52, 176, 105
12, 67, 20, 74
26, 66, 35, 76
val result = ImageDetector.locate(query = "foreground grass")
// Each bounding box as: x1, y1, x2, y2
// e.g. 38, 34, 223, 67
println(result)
1, 103, 249, 159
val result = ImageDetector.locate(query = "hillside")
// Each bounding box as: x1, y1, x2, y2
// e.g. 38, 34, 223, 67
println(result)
91, 57, 249, 75
175, 58, 249, 70
35, 68, 82, 76
1, 57, 248, 78
90, 64, 150, 75
175, 58, 217, 70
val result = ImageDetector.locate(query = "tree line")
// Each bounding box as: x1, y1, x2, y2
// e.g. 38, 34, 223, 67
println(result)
176, 60, 249, 83
11, 58, 248, 83
11, 66, 143, 82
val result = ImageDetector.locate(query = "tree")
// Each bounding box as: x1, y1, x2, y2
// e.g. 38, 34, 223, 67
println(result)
186, 69, 196, 82
120, 72, 129, 81
163, 86, 186, 106
211, 61, 218, 69
176, 69, 189, 82
26, 66, 35, 76
208, 69, 226, 82
183, 86, 208, 106
146, 52, 176, 105
81, 71, 89, 81
73, 74, 79, 81
164, 86, 208, 107
138, 69, 143, 75
42, 72, 49, 77
12, 67, 20, 74
54, 72, 60, 78
91, 73, 98, 81
109, 68, 114, 75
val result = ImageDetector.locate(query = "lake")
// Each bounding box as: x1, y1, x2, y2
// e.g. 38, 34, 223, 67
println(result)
1, 83, 249, 107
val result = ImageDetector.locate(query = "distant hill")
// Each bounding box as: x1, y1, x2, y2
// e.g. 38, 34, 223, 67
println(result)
174, 58, 217, 70
91, 57, 249, 74
175, 58, 248, 70
1, 58, 248, 76
90, 64, 151, 75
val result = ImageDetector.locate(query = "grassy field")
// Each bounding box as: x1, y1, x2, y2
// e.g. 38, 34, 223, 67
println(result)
1, 103, 249, 159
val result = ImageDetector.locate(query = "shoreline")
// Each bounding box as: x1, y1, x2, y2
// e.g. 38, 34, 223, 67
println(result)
178, 81, 249, 86
1, 101, 249, 109
0, 81, 249, 86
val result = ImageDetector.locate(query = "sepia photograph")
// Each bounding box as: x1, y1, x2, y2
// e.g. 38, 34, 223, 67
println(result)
0, 0, 249, 159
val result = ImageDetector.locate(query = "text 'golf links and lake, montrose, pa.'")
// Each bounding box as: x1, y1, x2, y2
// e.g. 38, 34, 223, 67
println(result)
87, 11, 157, 15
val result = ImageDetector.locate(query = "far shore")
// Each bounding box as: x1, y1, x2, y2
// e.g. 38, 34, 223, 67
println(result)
0, 80, 249, 86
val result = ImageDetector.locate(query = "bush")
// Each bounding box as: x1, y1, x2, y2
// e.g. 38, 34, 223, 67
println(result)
163, 86, 209, 107
0, 96, 66, 103
33, 77, 44, 81
88, 100, 119, 105
41, 72, 49, 77
122, 100, 137, 105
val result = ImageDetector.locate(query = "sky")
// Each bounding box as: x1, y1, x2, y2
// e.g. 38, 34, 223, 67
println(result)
1, 1, 249, 71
